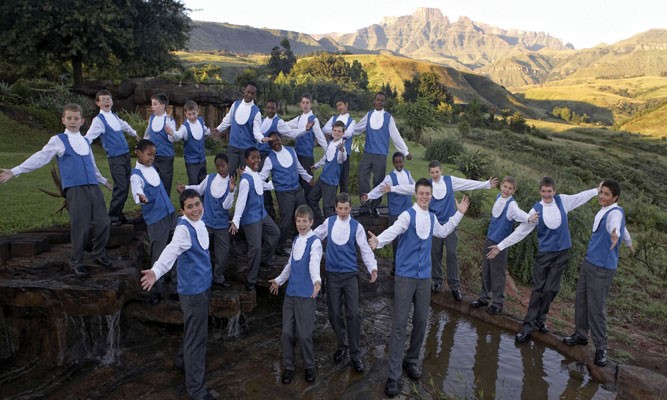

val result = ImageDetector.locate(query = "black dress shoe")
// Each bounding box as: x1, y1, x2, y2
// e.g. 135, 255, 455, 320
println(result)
516, 330, 532, 343
274, 248, 290, 257
333, 349, 347, 363
431, 283, 442, 293
244, 282, 255, 292
563, 334, 588, 346
471, 299, 488, 308
451, 289, 462, 302
594, 349, 608, 367
384, 378, 399, 398
351, 359, 364, 373
402, 361, 421, 380
304, 367, 316, 383
281, 369, 294, 384
71, 265, 90, 276
371, 207, 380, 217
94, 257, 113, 268
487, 305, 502, 315
535, 321, 549, 333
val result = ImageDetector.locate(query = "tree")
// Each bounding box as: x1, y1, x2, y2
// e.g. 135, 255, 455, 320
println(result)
268, 38, 296, 76
395, 97, 437, 144
401, 71, 453, 106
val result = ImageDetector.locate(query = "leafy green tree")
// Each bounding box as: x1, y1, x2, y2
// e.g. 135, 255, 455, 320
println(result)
401, 71, 453, 106
396, 97, 437, 144
289, 53, 368, 91
268, 38, 296, 76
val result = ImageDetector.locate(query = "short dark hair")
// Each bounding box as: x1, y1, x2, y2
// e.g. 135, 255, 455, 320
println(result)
184, 100, 198, 111
244, 147, 259, 160
428, 160, 441, 170
301, 93, 313, 102
601, 179, 621, 199
334, 97, 347, 105
95, 89, 112, 101
415, 178, 432, 193
539, 176, 556, 190
392, 152, 404, 162
502, 176, 517, 188
151, 93, 169, 106
214, 152, 228, 164
375, 92, 386, 99
295, 204, 313, 220
135, 139, 156, 152
332, 120, 346, 131
245, 81, 257, 90
179, 189, 201, 209
62, 103, 83, 116
265, 99, 278, 106
268, 131, 281, 138
335, 192, 351, 206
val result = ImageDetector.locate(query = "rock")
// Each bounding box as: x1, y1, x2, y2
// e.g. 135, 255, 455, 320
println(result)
11, 238, 49, 258
617, 364, 667, 400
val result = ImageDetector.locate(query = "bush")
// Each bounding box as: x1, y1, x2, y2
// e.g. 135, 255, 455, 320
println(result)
424, 137, 463, 164
456, 149, 490, 181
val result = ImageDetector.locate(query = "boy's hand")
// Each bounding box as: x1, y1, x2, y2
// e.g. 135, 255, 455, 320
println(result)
261, 136, 272, 143
0, 169, 15, 184
305, 120, 314, 131
140, 270, 156, 291
597, 181, 604, 193
236, 167, 244, 177
308, 179, 315, 187
165, 125, 174, 136
528, 212, 540, 223
610, 228, 619, 249
229, 222, 238, 235
103, 182, 113, 191
229, 175, 236, 192
370, 269, 378, 283
380, 183, 392, 193
311, 281, 321, 298
310, 165, 319, 172
367, 230, 379, 250
337, 140, 345, 152
406, 153, 413, 161
360, 194, 368, 204
269, 279, 280, 295
138, 194, 148, 204
489, 177, 499, 188
176, 183, 185, 193
486, 245, 501, 259
456, 195, 470, 214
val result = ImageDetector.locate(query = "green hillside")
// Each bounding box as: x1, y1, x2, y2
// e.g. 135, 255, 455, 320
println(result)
620, 103, 667, 137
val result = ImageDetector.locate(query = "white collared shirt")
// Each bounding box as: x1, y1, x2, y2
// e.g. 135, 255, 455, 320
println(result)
593, 203, 632, 246
492, 195, 530, 222
151, 216, 209, 281
261, 115, 306, 139
216, 100, 264, 143
286, 111, 328, 151
375, 204, 463, 248
174, 118, 210, 141
143, 113, 176, 142
185, 174, 234, 208
259, 147, 312, 182
313, 138, 347, 169
312, 215, 377, 273
322, 114, 359, 140
273, 230, 323, 286
85, 111, 137, 142
354, 109, 409, 156
130, 162, 161, 204
367, 169, 414, 200
231, 166, 274, 227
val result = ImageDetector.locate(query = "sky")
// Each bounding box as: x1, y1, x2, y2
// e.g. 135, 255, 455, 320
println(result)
184, 0, 666, 49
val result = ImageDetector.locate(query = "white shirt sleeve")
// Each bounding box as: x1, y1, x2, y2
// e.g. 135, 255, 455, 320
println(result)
354, 113, 368, 134
166, 117, 177, 143
387, 115, 409, 156
321, 117, 334, 135
433, 212, 464, 238
451, 176, 492, 192
296, 158, 312, 182
251, 111, 264, 144
90, 151, 108, 185
367, 175, 393, 200
118, 116, 138, 137
507, 201, 530, 223
276, 119, 307, 139
184, 176, 208, 195
355, 223, 377, 273
10, 136, 64, 177
376, 211, 410, 248
312, 119, 328, 151
389, 183, 415, 196
130, 173, 145, 204
151, 225, 191, 281
560, 188, 598, 213
216, 104, 234, 132
497, 209, 539, 250
343, 120, 358, 139
273, 260, 292, 286
309, 239, 323, 285
172, 124, 187, 141
84, 116, 105, 143
606, 209, 632, 247
231, 178, 249, 227
312, 219, 329, 240
259, 157, 273, 181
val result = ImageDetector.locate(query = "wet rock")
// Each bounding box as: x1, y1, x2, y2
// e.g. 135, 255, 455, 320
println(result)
617, 364, 667, 400
107, 224, 136, 248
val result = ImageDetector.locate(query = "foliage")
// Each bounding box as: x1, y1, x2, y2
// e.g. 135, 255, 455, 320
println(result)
268, 38, 296, 76
457, 121, 471, 143
424, 137, 464, 164
395, 98, 438, 144
552, 106, 590, 124
289, 53, 368, 91
456, 150, 490, 181
402, 71, 453, 106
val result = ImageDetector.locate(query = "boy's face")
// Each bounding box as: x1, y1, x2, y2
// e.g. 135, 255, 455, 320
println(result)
429, 166, 441, 181
243, 85, 257, 103
245, 151, 261, 172
269, 133, 282, 151
332, 126, 344, 141
96, 95, 113, 112
415, 184, 432, 210
300, 97, 312, 113
151, 99, 166, 115
500, 181, 516, 198
598, 186, 619, 207
185, 109, 198, 122
62, 110, 84, 132
295, 215, 313, 235
393, 156, 404, 172
540, 185, 556, 203
182, 196, 203, 221
215, 158, 229, 178
374, 94, 385, 110
265, 102, 277, 118
136, 146, 156, 167
335, 201, 351, 220
335, 101, 348, 114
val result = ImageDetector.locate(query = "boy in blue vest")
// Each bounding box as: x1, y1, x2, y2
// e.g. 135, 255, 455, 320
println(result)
143, 93, 176, 197
308, 121, 347, 226
84, 89, 139, 225
313, 192, 377, 373
471, 176, 535, 315
174, 100, 210, 185
177, 153, 236, 288
562, 179, 633, 367
322, 97, 357, 194
230, 147, 280, 291
269, 205, 322, 385
260, 131, 313, 256
131, 139, 177, 304
487, 177, 599, 343
368, 178, 469, 398
140, 189, 215, 400
0, 103, 113, 276
354, 92, 412, 216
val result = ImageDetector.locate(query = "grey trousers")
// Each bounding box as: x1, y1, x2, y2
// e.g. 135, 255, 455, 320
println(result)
209, 227, 230, 285
185, 161, 207, 185
298, 155, 314, 201
227, 145, 245, 177
388, 276, 431, 380
107, 153, 131, 222
259, 152, 276, 219
339, 157, 350, 194
281, 295, 317, 370
574, 259, 616, 350
175, 290, 210, 400
358, 153, 386, 208
388, 215, 399, 267
478, 238, 509, 308
147, 213, 177, 294
242, 216, 280, 285
275, 189, 306, 248
308, 179, 338, 227
522, 250, 570, 332
66, 185, 110, 268
326, 271, 362, 361
431, 228, 459, 289
153, 156, 174, 198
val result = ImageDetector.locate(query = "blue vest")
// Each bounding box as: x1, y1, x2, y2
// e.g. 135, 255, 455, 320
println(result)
487, 194, 516, 243
395, 208, 434, 279
325, 216, 359, 273
534, 195, 572, 252
267, 147, 300, 192
364, 111, 392, 156
176, 219, 212, 295
96, 114, 129, 157
319, 144, 342, 186
585, 207, 625, 269
387, 170, 414, 216
202, 173, 230, 230
183, 117, 206, 164
147, 115, 174, 157
286, 235, 319, 298
332, 115, 354, 154
259, 115, 280, 154
56, 134, 98, 189
239, 173, 267, 226
429, 176, 457, 224
294, 114, 317, 158
132, 168, 175, 225
229, 100, 260, 149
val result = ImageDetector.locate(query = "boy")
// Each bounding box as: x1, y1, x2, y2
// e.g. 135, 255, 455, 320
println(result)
140, 189, 215, 400
174, 100, 210, 185
131, 139, 177, 304
84, 89, 139, 225
471, 176, 533, 315
269, 205, 322, 385
354, 92, 412, 216
143, 93, 176, 197
0, 103, 112, 276
487, 177, 599, 342
308, 121, 347, 226
368, 179, 469, 398
313, 193, 377, 373
259, 131, 313, 256
230, 147, 280, 291
286, 93, 328, 199
562, 179, 633, 367
322, 98, 357, 194
177, 153, 236, 288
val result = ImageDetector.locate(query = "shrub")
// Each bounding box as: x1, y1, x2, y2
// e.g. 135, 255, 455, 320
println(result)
424, 136, 463, 164
456, 149, 490, 181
